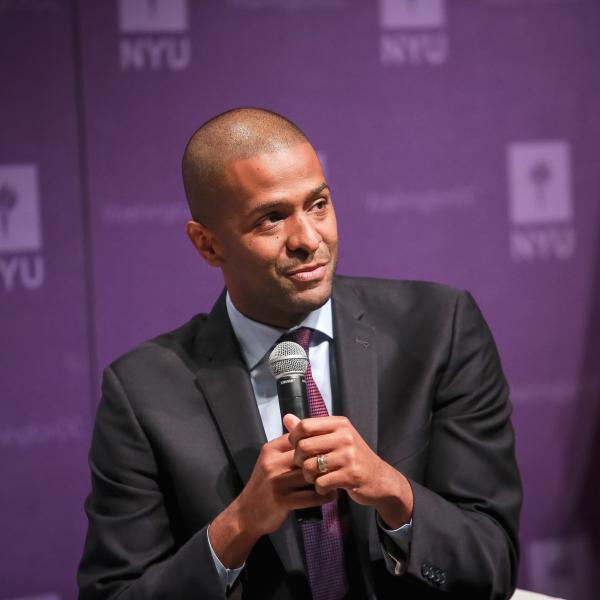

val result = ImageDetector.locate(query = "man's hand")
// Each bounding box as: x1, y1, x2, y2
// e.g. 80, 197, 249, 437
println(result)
284, 414, 414, 529
208, 430, 336, 569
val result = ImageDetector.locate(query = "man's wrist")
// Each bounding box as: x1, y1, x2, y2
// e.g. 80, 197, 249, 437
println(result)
373, 467, 414, 529
208, 496, 261, 569
206, 525, 245, 592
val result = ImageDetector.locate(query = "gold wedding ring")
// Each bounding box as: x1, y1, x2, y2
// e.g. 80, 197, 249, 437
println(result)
317, 453, 328, 474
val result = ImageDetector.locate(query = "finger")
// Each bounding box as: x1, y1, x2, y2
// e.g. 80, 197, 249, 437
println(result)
257, 447, 299, 483
301, 449, 344, 483
273, 469, 335, 505
288, 416, 352, 448
314, 470, 360, 495
282, 413, 301, 433
272, 465, 315, 494
276, 448, 298, 469
293, 431, 349, 467
267, 432, 294, 452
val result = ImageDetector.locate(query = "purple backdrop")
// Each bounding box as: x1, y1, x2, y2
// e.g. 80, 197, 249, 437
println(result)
2, 1, 599, 598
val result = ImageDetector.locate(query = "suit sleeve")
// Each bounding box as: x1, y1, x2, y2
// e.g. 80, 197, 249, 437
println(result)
77, 366, 228, 600
398, 290, 522, 599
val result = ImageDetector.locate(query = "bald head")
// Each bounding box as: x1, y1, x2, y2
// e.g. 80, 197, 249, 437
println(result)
182, 107, 310, 224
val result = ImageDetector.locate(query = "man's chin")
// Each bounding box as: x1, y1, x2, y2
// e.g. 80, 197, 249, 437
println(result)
288, 281, 333, 314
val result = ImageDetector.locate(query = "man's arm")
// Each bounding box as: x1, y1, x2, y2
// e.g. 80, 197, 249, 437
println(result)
287, 290, 521, 597
78, 367, 334, 599
78, 367, 225, 599
400, 290, 521, 597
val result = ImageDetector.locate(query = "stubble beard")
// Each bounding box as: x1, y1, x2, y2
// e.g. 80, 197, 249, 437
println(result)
275, 251, 338, 325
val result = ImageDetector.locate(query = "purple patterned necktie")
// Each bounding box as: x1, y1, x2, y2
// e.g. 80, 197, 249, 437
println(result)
285, 327, 348, 600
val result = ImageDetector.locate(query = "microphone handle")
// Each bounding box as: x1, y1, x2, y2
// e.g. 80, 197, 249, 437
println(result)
277, 375, 323, 522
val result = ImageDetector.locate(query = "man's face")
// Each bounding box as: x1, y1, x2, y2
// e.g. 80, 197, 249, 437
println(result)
205, 142, 338, 328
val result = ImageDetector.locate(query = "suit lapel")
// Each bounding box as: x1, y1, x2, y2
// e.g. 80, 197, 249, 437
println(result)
332, 282, 380, 596
332, 282, 379, 455
193, 292, 306, 576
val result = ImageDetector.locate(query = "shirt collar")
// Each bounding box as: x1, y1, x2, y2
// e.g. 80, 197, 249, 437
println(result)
226, 292, 334, 370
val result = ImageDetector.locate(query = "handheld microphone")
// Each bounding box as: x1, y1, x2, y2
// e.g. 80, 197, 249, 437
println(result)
269, 341, 322, 522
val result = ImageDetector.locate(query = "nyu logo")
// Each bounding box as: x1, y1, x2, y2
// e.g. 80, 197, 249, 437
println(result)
508, 141, 575, 261
379, 0, 448, 66
0, 164, 45, 292
0, 183, 17, 240
118, 0, 191, 71
380, 0, 445, 28
119, 0, 188, 32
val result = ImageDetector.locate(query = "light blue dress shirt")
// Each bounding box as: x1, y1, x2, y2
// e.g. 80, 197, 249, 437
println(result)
206, 294, 412, 593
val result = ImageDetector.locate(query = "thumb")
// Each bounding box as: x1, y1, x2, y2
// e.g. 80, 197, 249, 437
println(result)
283, 413, 301, 433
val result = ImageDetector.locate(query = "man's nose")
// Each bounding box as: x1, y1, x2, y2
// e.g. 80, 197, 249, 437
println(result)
286, 215, 321, 255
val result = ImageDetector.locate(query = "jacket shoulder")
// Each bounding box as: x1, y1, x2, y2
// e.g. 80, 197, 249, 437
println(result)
108, 313, 209, 380
334, 275, 463, 308
333, 276, 474, 346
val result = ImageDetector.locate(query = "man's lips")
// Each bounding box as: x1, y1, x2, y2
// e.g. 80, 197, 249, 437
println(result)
285, 263, 328, 282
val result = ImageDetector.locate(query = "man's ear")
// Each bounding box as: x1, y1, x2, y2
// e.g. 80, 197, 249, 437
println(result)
186, 220, 224, 267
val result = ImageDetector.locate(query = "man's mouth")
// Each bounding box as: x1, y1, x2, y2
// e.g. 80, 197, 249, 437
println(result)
285, 262, 328, 282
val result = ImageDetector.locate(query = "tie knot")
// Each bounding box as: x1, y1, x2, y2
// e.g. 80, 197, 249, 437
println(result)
283, 326, 313, 353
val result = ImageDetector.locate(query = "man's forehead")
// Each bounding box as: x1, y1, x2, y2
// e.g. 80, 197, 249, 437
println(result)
222, 139, 317, 168
220, 143, 324, 196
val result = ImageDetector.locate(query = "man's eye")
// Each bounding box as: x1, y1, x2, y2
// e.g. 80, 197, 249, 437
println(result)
312, 199, 328, 211
257, 212, 283, 229
265, 212, 282, 223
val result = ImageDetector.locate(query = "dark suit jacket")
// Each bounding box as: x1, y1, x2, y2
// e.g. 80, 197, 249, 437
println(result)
78, 276, 521, 599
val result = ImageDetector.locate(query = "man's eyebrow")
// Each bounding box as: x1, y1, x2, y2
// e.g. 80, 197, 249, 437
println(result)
308, 182, 330, 198
247, 183, 330, 219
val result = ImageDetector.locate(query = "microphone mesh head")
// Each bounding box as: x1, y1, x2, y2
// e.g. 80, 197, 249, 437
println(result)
269, 341, 309, 378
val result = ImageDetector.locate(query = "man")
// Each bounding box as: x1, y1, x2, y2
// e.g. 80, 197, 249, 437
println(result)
78, 108, 521, 599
